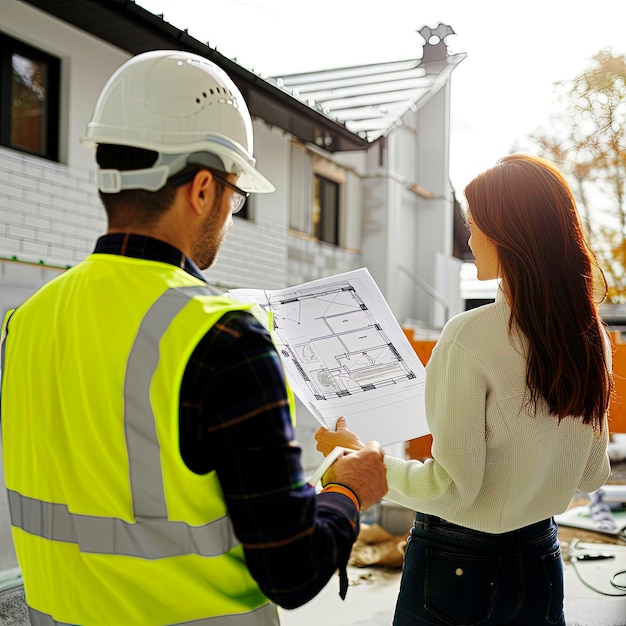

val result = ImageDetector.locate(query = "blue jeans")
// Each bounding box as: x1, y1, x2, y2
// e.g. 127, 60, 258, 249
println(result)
393, 513, 566, 625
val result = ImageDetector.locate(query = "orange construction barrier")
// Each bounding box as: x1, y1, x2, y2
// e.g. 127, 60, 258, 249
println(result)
402, 329, 626, 461
608, 332, 626, 434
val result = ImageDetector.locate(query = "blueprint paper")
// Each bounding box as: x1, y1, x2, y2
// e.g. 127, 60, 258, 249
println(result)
229, 268, 429, 446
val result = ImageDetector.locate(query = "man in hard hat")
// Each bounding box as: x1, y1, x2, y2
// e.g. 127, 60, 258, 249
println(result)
1, 50, 388, 626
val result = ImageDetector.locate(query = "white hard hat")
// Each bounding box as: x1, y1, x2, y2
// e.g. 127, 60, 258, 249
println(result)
81, 50, 274, 193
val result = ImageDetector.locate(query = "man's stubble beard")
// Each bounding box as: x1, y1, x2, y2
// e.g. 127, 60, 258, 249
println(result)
192, 199, 231, 271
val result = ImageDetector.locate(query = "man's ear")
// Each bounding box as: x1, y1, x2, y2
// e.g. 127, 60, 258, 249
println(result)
187, 170, 214, 215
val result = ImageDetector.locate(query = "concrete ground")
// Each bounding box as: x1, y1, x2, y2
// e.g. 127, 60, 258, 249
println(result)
279, 544, 626, 626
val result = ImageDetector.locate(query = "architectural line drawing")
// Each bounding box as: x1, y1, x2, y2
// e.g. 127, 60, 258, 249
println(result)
229, 267, 428, 445
260, 280, 416, 401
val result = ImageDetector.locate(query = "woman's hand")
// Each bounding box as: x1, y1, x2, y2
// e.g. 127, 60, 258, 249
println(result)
315, 417, 365, 456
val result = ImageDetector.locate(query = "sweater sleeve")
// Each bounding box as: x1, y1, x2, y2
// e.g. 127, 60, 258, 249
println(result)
576, 418, 611, 494
383, 336, 489, 514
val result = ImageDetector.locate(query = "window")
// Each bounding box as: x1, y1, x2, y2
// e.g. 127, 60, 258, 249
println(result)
289, 142, 313, 232
0, 32, 60, 161
289, 142, 346, 247
314, 174, 340, 245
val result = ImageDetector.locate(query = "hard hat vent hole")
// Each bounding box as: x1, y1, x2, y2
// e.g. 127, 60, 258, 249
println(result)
202, 92, 207, 98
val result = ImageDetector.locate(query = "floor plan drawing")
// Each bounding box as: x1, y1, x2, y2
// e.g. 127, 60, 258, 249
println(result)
266, 280, 416, 401
229, 268, 428, 445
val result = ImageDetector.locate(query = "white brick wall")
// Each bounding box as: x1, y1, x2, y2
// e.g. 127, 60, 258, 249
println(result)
287, 234, 361, 286
0, 147, 292, 293
0, 148, 104, 267
206, 214, 289, 291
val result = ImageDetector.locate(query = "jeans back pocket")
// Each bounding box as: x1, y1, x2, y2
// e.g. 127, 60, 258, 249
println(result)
424, 547, 500, 625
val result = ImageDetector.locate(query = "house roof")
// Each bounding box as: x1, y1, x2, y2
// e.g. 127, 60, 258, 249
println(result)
21, 0, 464, 151
20, 0, 368, 151
273, 54, 465, 143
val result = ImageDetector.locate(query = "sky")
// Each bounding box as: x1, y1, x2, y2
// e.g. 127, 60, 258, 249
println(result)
135, 0, 626, 196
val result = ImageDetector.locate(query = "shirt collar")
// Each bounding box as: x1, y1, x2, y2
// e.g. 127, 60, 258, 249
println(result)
93, 233, 207, 283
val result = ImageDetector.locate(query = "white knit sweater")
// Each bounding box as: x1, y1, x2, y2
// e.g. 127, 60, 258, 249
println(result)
384, 287, 611, 533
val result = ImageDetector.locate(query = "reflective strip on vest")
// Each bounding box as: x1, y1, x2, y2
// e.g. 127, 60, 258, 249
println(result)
8, 286, 240, 559
28, 603, 280, 626
7, 489, 235, 558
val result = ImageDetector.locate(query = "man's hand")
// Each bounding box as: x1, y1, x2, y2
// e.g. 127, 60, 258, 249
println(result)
315, 417, 365, 456
323, 442, 387, 511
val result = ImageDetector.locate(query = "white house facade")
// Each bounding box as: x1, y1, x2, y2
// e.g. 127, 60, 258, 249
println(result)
0, 0, 467, 326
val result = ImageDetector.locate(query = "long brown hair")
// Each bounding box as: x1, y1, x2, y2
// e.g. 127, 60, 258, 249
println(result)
464, 154, 612, 429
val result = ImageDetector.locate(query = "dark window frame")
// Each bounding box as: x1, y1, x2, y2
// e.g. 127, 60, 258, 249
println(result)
0, 31, 60, 162
314, 173, 340, 246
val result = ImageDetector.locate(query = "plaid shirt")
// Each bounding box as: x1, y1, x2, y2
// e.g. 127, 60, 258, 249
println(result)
94, 233, 359, 608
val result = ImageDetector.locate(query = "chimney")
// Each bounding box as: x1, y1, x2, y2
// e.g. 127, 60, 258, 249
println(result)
418, 24, 455, 64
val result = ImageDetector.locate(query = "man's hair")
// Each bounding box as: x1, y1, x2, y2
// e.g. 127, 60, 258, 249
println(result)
96, 144, 178, 227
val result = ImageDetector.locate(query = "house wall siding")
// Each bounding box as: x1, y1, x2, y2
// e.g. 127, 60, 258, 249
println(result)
0, 2, 295, 295
287, 233, 361, 287
0, 147, 103, 268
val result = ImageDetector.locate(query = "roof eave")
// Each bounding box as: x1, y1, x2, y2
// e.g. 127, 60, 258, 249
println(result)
20, 0, 370, 152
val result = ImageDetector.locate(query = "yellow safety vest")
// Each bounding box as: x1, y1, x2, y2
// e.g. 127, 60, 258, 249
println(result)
1, 253, 283, 626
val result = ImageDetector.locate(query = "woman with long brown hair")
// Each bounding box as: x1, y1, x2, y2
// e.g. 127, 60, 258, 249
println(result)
316, 154, 613, 625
